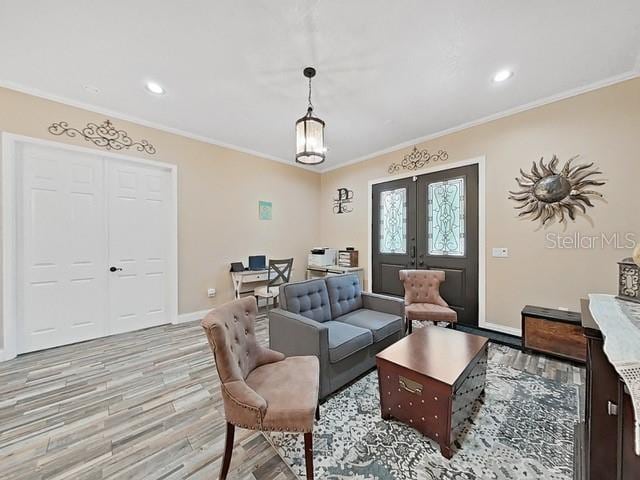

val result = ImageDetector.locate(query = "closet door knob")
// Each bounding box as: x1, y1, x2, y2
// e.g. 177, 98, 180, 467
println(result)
109, 266, 123, 272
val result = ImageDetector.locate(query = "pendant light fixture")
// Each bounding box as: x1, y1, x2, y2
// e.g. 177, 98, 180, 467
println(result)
296, 67, 326, 165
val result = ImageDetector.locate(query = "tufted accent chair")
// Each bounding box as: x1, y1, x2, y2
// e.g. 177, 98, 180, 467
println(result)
201, 296, 320, 480
399, 269, 457, 333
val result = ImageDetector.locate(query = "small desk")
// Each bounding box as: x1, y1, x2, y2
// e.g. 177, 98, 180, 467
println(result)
306, 265, 365, 286
231, 269, 269, 298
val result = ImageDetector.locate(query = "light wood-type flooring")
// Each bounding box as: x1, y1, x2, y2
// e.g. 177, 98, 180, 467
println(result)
0, 315, 584, 480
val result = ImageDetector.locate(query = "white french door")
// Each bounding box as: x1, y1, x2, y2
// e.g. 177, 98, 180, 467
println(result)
16, 142, 174, 353
107, 161, 171, 335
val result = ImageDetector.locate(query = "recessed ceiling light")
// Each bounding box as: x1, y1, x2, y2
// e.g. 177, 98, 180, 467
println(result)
145, 81, 165, 95
493, 69, 514, 83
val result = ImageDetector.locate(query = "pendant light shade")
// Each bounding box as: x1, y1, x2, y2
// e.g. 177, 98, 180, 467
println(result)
296, 67, 326, 165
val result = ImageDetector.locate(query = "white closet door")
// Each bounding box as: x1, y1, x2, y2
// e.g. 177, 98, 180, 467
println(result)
107, 160, 171, 335
18, 144, 107, 353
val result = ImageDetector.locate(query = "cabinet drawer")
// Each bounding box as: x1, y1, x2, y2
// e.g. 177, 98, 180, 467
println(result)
523, 316, 586, 362
243, 274, 266, 282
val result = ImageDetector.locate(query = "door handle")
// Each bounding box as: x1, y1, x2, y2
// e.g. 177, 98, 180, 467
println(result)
109, 266, 123, 272
410, 245, 416, 258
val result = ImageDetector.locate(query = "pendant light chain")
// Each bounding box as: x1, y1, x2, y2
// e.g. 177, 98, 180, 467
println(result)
308, 76, 314, 111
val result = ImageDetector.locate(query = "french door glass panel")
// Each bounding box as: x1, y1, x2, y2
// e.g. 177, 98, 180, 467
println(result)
379, 187, 407, 254
427, 177, 465, 256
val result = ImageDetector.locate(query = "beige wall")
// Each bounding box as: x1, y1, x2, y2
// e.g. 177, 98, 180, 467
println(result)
1, 77, 639, 349
320, 78, 640, 332
0, 87, 321, 350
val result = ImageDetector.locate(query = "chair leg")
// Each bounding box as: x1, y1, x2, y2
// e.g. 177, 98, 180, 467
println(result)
304, 432, 314, 480
219, 422, 235, 480
315, 404, 320, 421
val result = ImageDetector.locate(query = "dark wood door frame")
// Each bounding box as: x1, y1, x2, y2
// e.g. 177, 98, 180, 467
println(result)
367, 157, 501, 335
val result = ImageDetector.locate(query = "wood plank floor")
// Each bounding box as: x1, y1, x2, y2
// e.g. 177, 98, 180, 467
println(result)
0, 316, 585, 480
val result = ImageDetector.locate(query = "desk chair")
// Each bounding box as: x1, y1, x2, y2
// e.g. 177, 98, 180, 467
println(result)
254, 258, 293, 313
399, 269, 457, 333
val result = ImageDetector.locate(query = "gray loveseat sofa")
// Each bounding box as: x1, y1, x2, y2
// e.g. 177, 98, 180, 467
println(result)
269, 273, 405, 399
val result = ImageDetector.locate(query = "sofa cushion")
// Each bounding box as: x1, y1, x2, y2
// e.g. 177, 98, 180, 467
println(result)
324, 321, 373, 363
281, 279, 332, 323
335, 309, 403, 342
326, 274, 363, 318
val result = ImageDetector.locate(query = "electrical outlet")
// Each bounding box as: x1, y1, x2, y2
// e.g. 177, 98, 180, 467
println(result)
207, 288, 216, 298
492, 247, 509, 258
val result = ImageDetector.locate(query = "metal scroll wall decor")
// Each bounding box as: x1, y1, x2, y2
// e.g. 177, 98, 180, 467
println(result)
333, 188, 354, 214
48, 119, 157, 154
387, 146, 448, 174
508, 154, 605, 225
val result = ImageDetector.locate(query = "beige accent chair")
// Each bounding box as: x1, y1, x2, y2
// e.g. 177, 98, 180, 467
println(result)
399, 269, 457, 333
201, 296, 320, 480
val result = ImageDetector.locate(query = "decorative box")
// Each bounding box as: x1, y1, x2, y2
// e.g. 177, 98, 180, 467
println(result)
617, 258, 640, 304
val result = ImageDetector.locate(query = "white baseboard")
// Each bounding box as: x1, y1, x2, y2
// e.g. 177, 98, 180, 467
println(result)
0, 348, 15, 362
479, 321, 522, 337
175, 309, 212, 324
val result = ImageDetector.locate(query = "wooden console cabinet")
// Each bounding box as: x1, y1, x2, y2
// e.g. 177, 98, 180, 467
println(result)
521, 305, 586, 363
582, 298, 640, 480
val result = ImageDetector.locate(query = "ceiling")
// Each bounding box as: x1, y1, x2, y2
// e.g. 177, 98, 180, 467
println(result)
1, 1, 639, 171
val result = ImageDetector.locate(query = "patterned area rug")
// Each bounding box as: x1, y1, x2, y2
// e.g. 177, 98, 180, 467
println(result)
265, 345, 580, 480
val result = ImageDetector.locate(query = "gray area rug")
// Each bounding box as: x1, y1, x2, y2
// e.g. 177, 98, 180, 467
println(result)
265, 345, 580, 480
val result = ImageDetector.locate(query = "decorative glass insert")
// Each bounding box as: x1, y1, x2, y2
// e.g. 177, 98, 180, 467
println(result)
379, 188, 407, 254
428, 177, 465, 256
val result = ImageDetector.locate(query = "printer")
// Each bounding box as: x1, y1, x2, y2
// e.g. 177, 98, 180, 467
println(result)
308, 247, 337, 268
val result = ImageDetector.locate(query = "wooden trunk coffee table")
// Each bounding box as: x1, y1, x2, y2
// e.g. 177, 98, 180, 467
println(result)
376, 326, 488, 458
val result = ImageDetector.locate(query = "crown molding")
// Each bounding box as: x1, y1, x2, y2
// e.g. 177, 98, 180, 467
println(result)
319, 69, 640, 173
2, 70, 639, 176
0, 80, 321, 173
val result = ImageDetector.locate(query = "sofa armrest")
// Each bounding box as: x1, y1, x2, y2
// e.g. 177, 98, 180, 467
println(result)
268, 308, 329, 358
361, 292, 405, 317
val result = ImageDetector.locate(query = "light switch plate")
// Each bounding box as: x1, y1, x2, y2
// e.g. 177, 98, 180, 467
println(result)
207, 288, 216, 298
492, 247, 509, 258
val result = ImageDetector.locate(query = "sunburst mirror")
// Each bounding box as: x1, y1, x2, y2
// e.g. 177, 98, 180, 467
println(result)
508, 155, 605, 225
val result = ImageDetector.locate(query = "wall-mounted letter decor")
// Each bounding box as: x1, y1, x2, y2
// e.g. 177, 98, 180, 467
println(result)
333, 188, 354, 214
48, 119, 157, 154
508, 154, 605, 225
387, 146, 448, 174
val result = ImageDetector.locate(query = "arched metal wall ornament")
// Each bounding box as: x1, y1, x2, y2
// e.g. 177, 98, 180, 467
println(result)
48, 119, 157, 154
387, 146, 448, 174
508, 154, 605, 225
